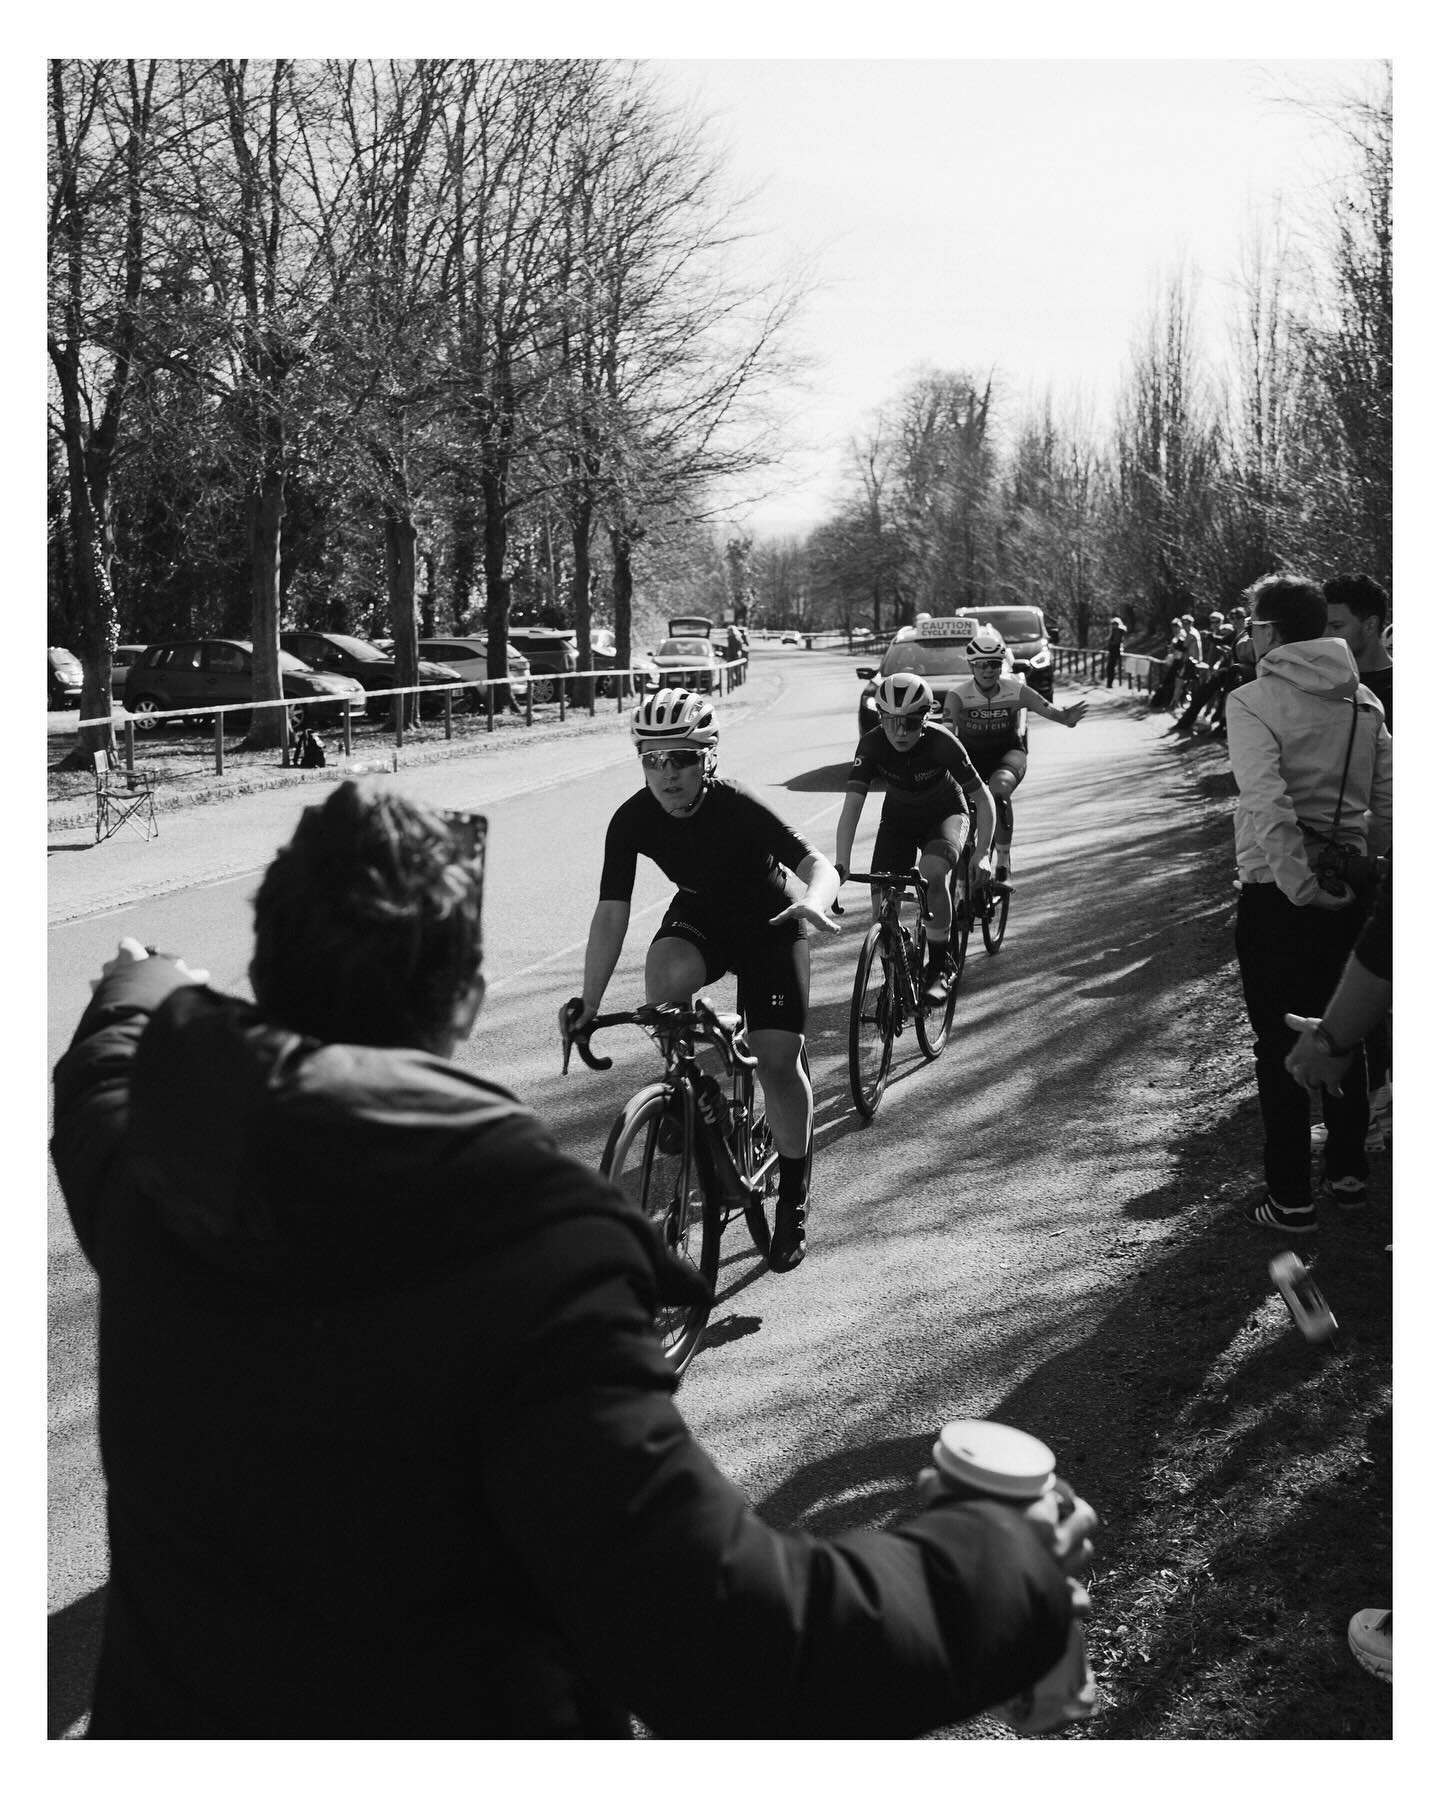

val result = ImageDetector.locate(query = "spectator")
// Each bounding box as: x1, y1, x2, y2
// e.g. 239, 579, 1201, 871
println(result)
1103, 616, 1127, 687
1282, 866, 1392, 1684
1323, 573, 1393, 730
1321, 574, 1394, 1112
1228, 575, 1392, 1234
51, 779, 1095, 1739
1171, 619, 1243, 737
1150, 613, 1202, 710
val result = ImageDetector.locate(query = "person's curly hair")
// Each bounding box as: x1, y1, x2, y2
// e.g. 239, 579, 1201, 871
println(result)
250, 781, 486, 1049
1246, 572, 1326, 643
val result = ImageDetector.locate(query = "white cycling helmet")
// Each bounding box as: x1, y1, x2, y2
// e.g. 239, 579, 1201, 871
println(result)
630, 687, 720, 750
966, 624, 1008, 667
874, 671, 934, 719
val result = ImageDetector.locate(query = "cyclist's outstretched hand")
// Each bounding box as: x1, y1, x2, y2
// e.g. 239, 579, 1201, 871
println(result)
559, 996, 597, 1041
770, 899, 842, 935
92, 936, 210, 993
1059, 699, 1089, 727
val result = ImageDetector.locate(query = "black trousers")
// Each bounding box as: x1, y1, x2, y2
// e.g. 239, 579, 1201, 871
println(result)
1235, 882, 1369, 1205
1105, 645, 1122, 686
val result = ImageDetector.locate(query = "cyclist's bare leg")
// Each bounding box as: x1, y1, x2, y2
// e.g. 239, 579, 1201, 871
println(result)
644, 937, 707, 1006
987, 767, 1022, 878
748, 1028, 811, 1159
918, 849, 953, 943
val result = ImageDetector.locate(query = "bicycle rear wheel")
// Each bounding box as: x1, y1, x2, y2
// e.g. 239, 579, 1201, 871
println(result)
981, 883, 1011, 953
848, 923, 896, 1119
601, 1084, 718, 1375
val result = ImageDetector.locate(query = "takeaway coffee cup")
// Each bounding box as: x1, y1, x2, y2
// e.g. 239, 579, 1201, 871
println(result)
931, 1419, 1097, 1734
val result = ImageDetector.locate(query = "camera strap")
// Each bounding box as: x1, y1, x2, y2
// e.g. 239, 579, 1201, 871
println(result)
1299, 696, 1360, 851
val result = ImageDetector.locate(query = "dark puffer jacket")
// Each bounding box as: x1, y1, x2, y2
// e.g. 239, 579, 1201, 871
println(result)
52, 958, 1072, 1739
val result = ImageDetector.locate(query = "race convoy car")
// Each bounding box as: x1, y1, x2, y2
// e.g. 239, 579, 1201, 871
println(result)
956, 605, 1054, 701
855, 615, 986, 734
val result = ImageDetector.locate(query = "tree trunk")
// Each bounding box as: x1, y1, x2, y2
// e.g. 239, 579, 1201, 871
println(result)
610, 525, 634, 671
570, 497, 594, 675
384, 500, 421, 727
480, 466, 511, 683
451, 495, 477, 630
243, 463, 287, 749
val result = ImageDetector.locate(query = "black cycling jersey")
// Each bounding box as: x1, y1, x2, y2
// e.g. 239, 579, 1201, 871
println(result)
847, 722, 983, 818
598, 778, 818, 923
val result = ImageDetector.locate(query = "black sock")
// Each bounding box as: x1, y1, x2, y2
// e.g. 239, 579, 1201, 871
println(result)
778, 1154, 808, 1204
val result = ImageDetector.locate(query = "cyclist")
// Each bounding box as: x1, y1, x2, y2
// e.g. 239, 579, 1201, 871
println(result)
941, 624, 1087, 885
564, 689, 840, 1273
834, 671, 997, 1006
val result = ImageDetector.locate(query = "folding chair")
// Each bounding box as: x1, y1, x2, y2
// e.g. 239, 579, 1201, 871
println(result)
93, 749, 158, 844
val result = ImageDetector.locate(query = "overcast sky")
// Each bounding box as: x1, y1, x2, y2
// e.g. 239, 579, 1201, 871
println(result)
649, 58, 1382, 539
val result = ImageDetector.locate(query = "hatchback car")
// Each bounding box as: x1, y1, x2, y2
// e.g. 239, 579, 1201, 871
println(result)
506, 627, 581, 703
110, 643, 147, 702
957, 605, 1053, 701
47, 646, 84, 709
123, 638, 367, 731
417, 637, 531, 708
649, 635, 720, 694
280, 630, 464, 719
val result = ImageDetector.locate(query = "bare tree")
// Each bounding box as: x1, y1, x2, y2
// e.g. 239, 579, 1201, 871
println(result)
48, 58, 165, 760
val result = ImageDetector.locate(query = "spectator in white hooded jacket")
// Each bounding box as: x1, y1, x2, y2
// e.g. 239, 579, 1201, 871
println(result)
1227, 574, 1392, 1235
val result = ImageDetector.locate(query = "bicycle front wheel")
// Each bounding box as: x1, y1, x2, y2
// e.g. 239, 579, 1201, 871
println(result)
848, 924, 896, 1120
601, 1084, 719, 1376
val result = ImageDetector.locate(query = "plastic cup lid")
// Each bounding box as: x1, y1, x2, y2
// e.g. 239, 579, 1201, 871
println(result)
932, 1419, 1056, 1499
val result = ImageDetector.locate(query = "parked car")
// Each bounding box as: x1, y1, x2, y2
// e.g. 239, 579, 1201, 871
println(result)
123, 638, 368, 731
48, 646, 84, 709
780, 630, 802, 647
649, 635, 720, 695
506, 627, 580, 703
416, 637, 531, 708
854, 615, 987, 734
957, 604, 1054, 701
280, 630, 464, 719
110, 643, 148, 702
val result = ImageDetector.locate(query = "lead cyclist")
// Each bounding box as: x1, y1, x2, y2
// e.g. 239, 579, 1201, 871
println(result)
562, 689, 840, 1273
941, 625, 1088, 884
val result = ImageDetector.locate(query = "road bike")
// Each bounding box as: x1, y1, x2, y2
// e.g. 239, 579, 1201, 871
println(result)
837, 863, 971, 1121
561, 997, 811, 1377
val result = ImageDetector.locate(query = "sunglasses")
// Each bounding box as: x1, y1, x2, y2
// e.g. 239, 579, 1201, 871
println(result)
881, 713, 925, 733
640, 748, 703, 771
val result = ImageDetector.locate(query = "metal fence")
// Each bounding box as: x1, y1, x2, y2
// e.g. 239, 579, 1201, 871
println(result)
83, 656, 750, 781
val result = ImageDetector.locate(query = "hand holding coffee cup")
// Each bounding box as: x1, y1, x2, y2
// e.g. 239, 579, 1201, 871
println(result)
921, 1419, 1098, 1733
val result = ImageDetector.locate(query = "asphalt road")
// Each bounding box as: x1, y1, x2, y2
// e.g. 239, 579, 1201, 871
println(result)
47, 646, 1204, 1737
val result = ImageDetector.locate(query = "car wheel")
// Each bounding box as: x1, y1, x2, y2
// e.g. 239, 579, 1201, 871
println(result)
287, 703, 308, 730
531, 677, 557, 704
129, 694, 166, 731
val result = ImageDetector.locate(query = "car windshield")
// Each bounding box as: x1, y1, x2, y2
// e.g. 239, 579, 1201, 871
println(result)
657, 639, 710, 659
322, 634, 389, 661
879, 641, 975, 679
278, 650, 315, 673
962, 607, 1044, 643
